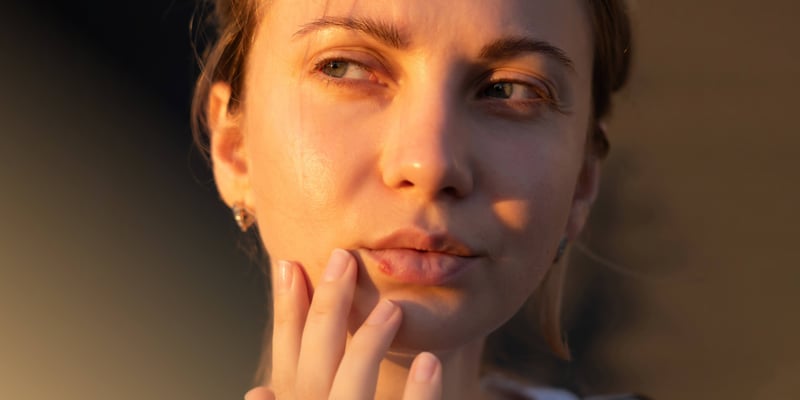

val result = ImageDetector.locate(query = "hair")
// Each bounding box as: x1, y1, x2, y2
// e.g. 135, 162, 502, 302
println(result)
191, 0, 632, 385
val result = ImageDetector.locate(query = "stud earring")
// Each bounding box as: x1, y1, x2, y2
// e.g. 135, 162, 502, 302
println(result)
553, 237, 568, 263
232, 202, 255, 232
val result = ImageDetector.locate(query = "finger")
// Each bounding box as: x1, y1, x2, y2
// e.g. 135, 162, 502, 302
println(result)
328, 299, 402, 399
243, 386, 275, 400
402, 352, 443, 400
270, 260, 310, 393
295, 248, 357, 398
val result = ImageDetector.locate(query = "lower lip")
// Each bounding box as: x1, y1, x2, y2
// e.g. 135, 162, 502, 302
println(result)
362, 249, 478, 285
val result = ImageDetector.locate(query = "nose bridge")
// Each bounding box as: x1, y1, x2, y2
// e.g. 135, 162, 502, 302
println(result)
380, 71, 474, 200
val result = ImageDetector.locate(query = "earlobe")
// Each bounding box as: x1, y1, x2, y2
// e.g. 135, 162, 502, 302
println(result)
208, 82, 253, 209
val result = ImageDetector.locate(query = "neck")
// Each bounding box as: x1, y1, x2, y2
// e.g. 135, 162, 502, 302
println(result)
373, 337, 492, 400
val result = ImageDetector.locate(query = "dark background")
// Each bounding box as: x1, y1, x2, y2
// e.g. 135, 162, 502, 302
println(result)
2, 1, 799, 399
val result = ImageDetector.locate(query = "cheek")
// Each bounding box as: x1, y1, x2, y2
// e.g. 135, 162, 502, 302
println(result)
246, 115, 339, 216
495, 178, 571, 227
484, 135, 579, 231
245, 66, 361, 211
284, 136, 339, 214
241, 87, 340, 263
489, 188, 566, 269
242, 77, 379, 268
482, 139, 581, 284
491, 199, 530, 233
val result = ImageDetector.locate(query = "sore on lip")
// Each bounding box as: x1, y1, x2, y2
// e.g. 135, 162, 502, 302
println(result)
365, 248, 478, 285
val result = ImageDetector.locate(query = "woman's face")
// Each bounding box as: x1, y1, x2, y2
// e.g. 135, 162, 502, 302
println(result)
216, 0, 598, 351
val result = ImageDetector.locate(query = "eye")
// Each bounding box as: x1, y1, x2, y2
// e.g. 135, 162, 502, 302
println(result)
480, 81, 546, 101
475, 76, 566, 117
317, 59, 374, 81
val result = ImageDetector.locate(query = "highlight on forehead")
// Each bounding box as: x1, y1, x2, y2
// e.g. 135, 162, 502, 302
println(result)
293, 16, 409, 49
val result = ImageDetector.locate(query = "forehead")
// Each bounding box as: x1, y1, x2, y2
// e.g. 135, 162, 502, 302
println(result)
259, 0, 593, 67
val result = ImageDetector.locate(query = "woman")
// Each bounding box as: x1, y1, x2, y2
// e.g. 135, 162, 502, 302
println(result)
192, 0, 632, 398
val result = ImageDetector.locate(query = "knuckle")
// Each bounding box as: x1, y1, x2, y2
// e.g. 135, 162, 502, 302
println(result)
272, 307, 301, 327
307, 300, 338, 319
295, 381, 325, 400
307, 289, 348, 319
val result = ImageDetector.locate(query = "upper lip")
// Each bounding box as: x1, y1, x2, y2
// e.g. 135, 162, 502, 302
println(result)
366, 227, 480, 257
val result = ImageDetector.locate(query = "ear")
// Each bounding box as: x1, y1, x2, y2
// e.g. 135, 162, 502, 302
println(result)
564, 123, 605, 240
208, 82, 254, 210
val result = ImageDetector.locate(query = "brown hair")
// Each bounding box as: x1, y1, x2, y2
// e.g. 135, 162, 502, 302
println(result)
191, 0, 632, 383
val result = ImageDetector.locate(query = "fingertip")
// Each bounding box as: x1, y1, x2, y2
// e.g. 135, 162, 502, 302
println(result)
274, 259, 311, 305
243, 386, 275, 400
412, 352, 441, 383
332, 247, 353, 260
403, 352, 442, 400
324, 248, 354, 282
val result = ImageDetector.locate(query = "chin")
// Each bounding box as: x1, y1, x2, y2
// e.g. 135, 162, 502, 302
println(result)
352, 281, 513, 354
396, 303, 499, 353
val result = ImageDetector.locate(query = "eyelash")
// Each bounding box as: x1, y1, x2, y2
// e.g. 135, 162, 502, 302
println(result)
312, 57, 564, 114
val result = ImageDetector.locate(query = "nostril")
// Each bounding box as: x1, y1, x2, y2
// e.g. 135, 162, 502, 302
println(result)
394, 180, 463, 198
442, 186, 461, 198
398, 179, 415, 189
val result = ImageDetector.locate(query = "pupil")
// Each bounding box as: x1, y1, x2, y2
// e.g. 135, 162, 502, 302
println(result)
323, 61, 348, 78
489, 83, 513, 98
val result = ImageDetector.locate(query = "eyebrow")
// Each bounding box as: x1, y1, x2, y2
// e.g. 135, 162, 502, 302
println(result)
293, 17, 574, 71
479, 37, 575, 71
293, 16, 410, 49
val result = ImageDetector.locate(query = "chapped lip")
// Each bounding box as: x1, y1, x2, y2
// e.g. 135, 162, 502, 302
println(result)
365, 227, 482, 257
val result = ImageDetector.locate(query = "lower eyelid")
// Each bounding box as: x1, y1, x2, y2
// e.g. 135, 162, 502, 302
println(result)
480, 95, 567, 118
482, 101, 547, 120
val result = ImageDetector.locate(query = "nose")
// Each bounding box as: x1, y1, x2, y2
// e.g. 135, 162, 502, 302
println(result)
379, 87, 474, 201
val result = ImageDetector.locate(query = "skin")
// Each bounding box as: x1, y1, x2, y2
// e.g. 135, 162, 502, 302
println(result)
208, 0, 600, 398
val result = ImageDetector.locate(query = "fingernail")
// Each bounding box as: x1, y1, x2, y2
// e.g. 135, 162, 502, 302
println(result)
244, 387, 272, 400
277, 260, 293, 293
365, 299, 397, 325
413, 352, 439, 383
323, 248, 350, 282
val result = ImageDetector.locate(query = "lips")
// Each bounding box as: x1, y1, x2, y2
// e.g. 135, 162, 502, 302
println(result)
361, 228, 482, 285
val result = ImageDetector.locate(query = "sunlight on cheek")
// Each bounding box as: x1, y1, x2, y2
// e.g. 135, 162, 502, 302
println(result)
491, 199, 531, 233
302, 156, 336, 208
292, 139, 337, 213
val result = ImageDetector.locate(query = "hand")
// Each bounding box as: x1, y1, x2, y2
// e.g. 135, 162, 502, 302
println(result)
244, 249, 442, 400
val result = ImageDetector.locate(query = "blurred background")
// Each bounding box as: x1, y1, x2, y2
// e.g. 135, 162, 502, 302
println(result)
1, 0, 798, 399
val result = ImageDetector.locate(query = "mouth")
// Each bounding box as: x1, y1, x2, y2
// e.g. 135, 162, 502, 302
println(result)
360, 228, 483, 285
